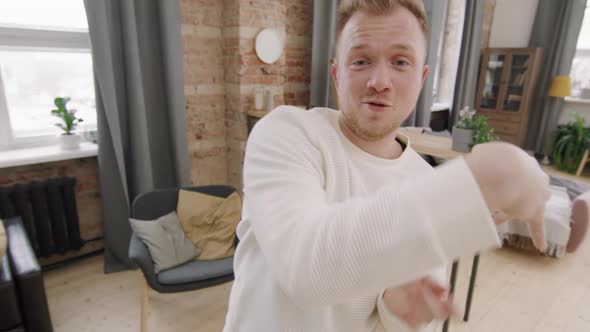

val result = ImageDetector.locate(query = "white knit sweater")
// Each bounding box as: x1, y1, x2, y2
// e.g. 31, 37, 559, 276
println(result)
224, 107, 501, 331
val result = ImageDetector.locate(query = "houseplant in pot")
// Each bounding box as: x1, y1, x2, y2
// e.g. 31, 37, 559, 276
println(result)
452, 106, 496, 152
550, 113, 590, 174
51, 97, 83, 150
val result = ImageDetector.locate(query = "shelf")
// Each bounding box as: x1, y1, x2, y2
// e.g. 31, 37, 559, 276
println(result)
248, 110, 268, 119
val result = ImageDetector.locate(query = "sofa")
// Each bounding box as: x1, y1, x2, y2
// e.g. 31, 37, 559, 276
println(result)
0, 217, 53, 332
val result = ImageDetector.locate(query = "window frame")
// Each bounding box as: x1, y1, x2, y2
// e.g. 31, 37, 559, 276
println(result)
0, 25, 92, 149
571, 48, 590, 99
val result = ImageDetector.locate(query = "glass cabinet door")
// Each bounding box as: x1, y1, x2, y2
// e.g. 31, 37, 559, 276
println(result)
479, 53, 505, 111
502, 53, 530, 113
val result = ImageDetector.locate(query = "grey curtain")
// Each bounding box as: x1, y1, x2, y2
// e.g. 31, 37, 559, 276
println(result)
450, 0, 485, 126
406, 0, 449, 127
525, 0, 585, 153
84, 0, 191, 272
309, 0, 339, 109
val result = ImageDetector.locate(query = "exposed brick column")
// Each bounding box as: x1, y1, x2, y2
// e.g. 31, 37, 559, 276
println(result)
180, 0, 228, 185
181, 0, 312, 190
285, 0, 312, 107
224, 0, 288, 190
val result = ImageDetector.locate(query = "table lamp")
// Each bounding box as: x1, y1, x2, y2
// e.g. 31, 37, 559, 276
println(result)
548, 75, 572, 98
542, 75, 572, 165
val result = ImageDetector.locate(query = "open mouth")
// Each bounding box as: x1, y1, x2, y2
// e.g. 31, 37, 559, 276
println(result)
367, 102, 388, 107
364, 101, 391, 111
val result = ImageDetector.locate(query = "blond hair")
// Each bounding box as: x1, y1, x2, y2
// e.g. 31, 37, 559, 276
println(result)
336, 0, 429, 43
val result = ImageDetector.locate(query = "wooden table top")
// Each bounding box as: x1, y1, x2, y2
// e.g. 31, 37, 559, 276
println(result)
398, 128, 590, 184
398, 128, 464, 161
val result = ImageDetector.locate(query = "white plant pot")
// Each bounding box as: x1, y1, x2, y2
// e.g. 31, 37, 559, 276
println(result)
452, 127, 473, 152
59, 133, 81, 150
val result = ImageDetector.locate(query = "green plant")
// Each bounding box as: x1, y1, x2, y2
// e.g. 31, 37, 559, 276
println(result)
455, 107, 496, 146
50, 97, 83, 135
551, 113, 590, 174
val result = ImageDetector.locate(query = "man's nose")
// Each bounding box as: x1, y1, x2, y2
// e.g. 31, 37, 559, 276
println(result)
367, 62, 392, 92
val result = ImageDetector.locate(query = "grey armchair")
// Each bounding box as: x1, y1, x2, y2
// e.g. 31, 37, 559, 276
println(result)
128, 185, 238, 332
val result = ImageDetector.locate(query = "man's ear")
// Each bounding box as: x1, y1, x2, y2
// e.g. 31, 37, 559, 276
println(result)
331, 60, 339, 87
421, 64, 429, 86
330, 60, 341, 108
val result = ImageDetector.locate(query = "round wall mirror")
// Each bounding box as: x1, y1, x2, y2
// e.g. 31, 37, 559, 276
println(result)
255, 28, 283, 64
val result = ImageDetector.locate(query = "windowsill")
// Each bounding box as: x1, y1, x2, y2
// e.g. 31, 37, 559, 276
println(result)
565, 96, 590, 104
431, 102, 451, 112
0, 142, 98, 168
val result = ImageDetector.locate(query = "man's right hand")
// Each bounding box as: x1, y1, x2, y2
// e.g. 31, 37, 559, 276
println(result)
464, 142, 550, 251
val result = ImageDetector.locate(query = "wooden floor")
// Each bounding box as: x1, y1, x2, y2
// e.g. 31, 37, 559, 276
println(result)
45, 237, 590, 332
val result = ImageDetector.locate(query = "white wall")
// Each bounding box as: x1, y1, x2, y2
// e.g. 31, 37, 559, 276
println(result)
488, 0, 539, 48
559, 100, 590, 124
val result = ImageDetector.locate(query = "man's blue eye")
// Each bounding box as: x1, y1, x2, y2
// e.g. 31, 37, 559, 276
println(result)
352, 60, 367, 66
393, 60, 409, 66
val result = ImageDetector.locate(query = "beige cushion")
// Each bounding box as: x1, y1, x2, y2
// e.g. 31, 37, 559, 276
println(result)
0, 221, 6, 260
129, 211, 200, 273
177, 190, 241, 260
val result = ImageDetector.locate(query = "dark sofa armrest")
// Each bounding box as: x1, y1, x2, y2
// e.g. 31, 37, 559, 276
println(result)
0, 255, 22, 330
128, 233, 159, 288
4, 217, 52, 332
4, 218, 39, 277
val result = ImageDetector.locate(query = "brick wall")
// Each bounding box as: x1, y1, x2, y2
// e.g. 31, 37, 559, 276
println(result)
0, 158, 103, 264
284, 0, 312, 107
180, 0, 312, 189
180, 0, 229, 186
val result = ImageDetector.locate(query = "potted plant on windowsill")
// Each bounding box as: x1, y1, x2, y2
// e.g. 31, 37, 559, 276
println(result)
452, 107, 496, 152
51, 97, 83, 150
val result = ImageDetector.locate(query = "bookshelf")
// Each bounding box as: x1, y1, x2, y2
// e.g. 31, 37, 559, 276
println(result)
475, 48, 542, 147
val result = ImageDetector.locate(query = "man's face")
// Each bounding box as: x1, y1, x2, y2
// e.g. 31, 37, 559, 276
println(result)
332, 8, 429, 141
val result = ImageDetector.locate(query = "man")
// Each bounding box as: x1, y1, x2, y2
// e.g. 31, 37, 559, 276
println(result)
223, 0, 549, 331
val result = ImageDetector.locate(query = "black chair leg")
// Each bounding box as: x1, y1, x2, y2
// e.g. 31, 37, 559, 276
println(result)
442, 260, 459, 332
464, 253, 480, 322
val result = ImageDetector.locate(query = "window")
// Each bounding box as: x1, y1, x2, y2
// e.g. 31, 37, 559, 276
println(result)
0, 0, 95, 148
433, 0, 465, 109
571, 2, 590, 98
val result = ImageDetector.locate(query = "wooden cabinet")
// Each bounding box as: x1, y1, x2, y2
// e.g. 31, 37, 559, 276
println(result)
475, 48, 542, 147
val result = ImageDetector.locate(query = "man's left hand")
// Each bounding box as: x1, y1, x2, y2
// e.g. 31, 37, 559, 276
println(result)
382, 277, 458, 329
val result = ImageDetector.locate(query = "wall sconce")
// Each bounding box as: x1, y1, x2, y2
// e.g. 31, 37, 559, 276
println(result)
255, 28, 283, 64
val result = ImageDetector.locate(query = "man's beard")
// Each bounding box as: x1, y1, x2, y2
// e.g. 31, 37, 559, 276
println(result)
346, 113, 399, 142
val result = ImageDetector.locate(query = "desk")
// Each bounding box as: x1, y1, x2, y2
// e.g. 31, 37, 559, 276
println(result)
400, 128, 590, 183
398, 128, 464, 161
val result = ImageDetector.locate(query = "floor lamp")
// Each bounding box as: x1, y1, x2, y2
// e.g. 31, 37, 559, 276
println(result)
541, 75, 572, 165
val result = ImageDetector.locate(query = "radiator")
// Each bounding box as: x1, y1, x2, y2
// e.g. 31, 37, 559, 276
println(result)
0, 177, 84, 257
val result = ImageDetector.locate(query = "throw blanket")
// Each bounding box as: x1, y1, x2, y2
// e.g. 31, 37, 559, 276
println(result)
497, 175, 590, 257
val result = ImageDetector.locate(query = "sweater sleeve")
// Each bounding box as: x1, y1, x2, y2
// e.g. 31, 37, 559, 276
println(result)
243, 109, 501, 307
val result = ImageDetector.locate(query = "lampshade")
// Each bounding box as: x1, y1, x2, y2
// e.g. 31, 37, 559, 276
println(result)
547, 75, 572, 97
